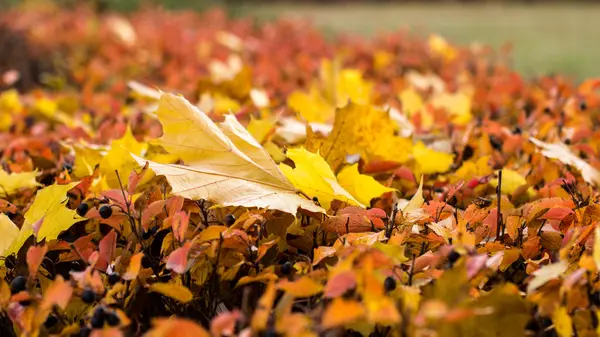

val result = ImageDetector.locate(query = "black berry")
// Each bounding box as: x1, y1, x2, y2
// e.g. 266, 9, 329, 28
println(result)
513, 126, 522, 135
281, 261, 292, 275
312, 196, 319, 202
44, 314, 58, 328
79, 327, 91, 337
108, 272, 120, 285
224, 214, 236, 226
488, 135, 503, 151
62, 163, 73, 173
90, 307, 105, 329
81, 288, 96, 304
384, 276, 396, 292
106, 311, 120, 327
99, 205, 113, 219
10, 275, 26, 294
448, 250, 461, 266
581, 101, 588, 111
76, 203, 89, 217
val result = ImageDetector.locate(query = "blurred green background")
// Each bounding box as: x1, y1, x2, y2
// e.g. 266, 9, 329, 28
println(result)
3, 0, 599, 80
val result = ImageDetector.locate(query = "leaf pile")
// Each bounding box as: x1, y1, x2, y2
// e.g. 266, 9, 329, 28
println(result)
2, 4, 600, 337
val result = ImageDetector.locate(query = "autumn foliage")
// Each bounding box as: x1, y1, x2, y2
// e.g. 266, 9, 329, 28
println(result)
2, 3, 600, 337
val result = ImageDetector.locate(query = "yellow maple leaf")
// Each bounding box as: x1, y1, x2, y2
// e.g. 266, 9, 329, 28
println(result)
0, 169, 41, 197
552, 306, 573, 337
413, 142, 455, 175
99, 125, 147, 188
280, 148, 360, 209
431, 91, 472, 126
247, 116, 274, 144
287, 87, 335, 124
135, 93, 323, 215
308, 102, 413, 172
398, 87, 424, 117
337, 164, 395, 206
453, 155, 492, 183
0, 214, 19, 257
490, 169, 532, 196
69, 142, 104, 178
3, 182, 85, 257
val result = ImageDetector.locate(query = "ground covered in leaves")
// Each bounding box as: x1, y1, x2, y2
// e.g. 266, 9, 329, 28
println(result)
1, 4, 600, 337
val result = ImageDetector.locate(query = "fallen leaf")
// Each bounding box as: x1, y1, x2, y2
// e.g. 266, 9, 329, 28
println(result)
149, 282, 193, 303
135, 93, 323, 215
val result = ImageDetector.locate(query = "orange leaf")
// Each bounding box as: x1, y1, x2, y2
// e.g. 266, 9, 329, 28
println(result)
40, 275, 72, 310
278, 276, 323, 297
123, 252, 144, 280
144, 318, 210, 337
251, 280, 276, 331
324, 270, 356, 298
322, 297, 366, 329
26, 244, 47, 279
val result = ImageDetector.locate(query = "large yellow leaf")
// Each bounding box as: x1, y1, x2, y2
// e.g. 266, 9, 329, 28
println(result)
413, 141, 454, 175
0, 169, 41, 197
100, 125, 147, 188
337, 164, 395, 206
287, 87, 335, 124
3, 182, 85, 257
0, 214, 19, 256
552, 306, 573, 337
135, 93, 322, 215
149, 283, 193, 303
307, 102, 413, 172
280, 148, 360, 209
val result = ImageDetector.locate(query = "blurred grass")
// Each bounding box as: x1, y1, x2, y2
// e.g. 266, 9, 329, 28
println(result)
238, 3, 600, 80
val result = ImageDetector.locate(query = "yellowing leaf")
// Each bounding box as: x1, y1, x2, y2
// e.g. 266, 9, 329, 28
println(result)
69, 142, 104, 178
552, 306, 573, 337
247, 116, 274, 144
4, 182, 84, 257
399, 87, 424, 117
594, 227, 600, 271
288, 87, 335, 124
322, 298, 366, 329
149, 283, 193, 303
431, 91, 472, 126
146, 318, 210, 337
335, 69, 372, 106
100, 126, 146, 188
337, 164, 395, 206
123, 252, 144, 280
0, 89, 22, 113
308, 102, 413, 172
403, 176, 424, 214
527, 260, 568, 293
413, 142, 454, 175
280, 148, 360, 209
490, 169, 529, 195
454, 155, 492, 182
0, 214, 19, 256
278, 276, 323, 297
135, 93, 323, 215
0, 169, 41, 197
531, 137, 600, 187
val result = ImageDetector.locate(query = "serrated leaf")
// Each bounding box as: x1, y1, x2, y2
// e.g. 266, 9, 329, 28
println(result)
134, 93, 323, 215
